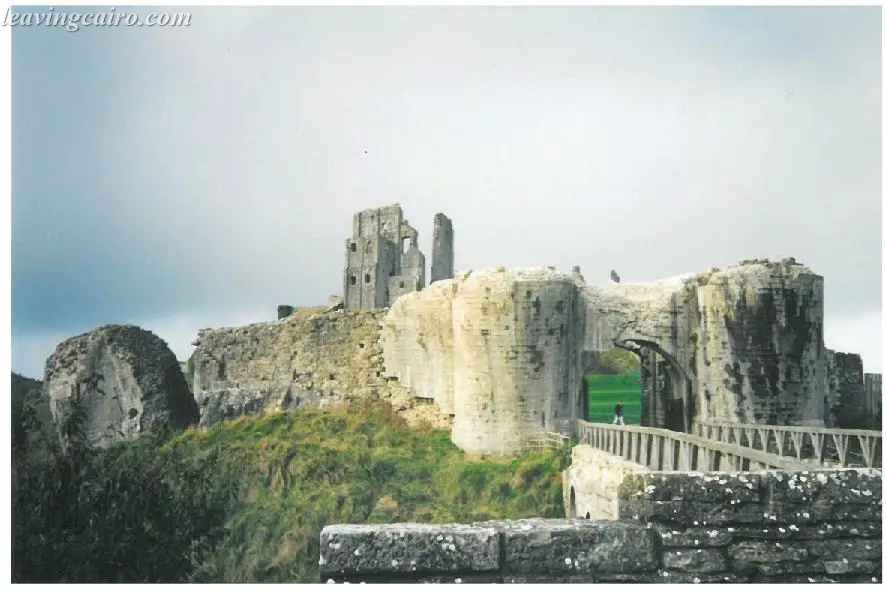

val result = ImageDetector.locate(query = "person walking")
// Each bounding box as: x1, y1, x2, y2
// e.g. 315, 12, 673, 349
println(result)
612, 400, 625, 425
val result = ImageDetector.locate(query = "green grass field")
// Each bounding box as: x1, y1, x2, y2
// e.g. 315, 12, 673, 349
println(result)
585, 373, 642, 424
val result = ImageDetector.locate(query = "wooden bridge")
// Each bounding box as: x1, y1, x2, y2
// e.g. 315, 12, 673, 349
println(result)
571, 420, 811, 472
693, 419, 882, 469
570, 419, 881, 471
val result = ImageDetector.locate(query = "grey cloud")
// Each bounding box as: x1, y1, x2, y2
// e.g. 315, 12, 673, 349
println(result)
11, 7, 881, 376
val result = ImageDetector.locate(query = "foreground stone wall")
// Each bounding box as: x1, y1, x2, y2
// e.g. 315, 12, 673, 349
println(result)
563, 445, 647, 519
319, 468, 881, 583
190, 306, 449, 428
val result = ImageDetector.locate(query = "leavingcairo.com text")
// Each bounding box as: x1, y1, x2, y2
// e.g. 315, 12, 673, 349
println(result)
3, 7, 192, 32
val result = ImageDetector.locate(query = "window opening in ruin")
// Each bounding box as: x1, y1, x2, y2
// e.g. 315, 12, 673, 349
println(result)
349, 275, 357, 285
364, 273, 371, 283
399, 281, 405, 288
350, 242, 357, 252
402, 237, 411, 252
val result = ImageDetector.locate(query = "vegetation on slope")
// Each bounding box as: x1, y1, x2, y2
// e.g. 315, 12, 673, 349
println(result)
13, 400, 567, 583
11, 373, 52, 454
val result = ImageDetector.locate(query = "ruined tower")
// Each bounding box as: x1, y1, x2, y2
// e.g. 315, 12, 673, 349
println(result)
431, 213, 454, 284
343, 204, 427, 310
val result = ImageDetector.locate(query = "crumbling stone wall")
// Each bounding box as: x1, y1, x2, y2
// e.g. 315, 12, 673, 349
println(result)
824, 351, 866, 428
190, 306, 450, 428
431, 213, 454, 284
694, 261, 826, 426
44, 325, 198, 449
584, 259, 841, 428
319, 468, 882, 583
865, 373, 882, 427
382, 280, 457, 415
343, 204, 431, 310
190, 258, 871, 447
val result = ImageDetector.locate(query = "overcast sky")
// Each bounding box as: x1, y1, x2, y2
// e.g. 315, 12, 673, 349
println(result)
11, 6, 882, 379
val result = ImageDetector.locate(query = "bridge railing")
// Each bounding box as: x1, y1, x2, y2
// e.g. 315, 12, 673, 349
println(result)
522, 425, 571, 453
572, 419, 810, 472
693, 420, 882, 468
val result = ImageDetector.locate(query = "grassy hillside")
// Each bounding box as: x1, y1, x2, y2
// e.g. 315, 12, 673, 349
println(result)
585, 373, 642, 424
13, 400, 567, 583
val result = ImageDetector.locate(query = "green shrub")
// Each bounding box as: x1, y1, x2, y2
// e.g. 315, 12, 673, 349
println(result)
14, 401, 565, 583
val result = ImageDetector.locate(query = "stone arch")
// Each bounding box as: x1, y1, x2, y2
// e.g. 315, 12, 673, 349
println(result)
615, 338, 695, 433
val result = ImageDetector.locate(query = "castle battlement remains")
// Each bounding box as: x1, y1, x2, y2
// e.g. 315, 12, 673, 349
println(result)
342, 204, 454, 310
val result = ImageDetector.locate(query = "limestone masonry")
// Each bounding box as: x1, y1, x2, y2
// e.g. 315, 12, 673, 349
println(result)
185, 207, 880, 456
342, 204, 454, 310
45, 325, 198, 449
190, 305, 450, 429
43, 205, 881, 454
314, 381, 882, 583
320, 467, 882, 583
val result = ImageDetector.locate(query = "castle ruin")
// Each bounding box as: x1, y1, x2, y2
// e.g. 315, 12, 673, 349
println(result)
184, 205, 883, 457
342, 204, 454, 310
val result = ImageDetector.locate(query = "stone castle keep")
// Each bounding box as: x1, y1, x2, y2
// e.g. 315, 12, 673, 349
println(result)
342, 204, 454, 310
46, 203, 881, 456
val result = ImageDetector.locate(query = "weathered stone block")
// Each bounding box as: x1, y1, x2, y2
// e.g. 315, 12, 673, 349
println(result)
787, 521, 881, 540
831, 503, 882, 521
806, 539, 881, 562
620, 498, 762, 525
822, 560, 880, 576
486, 519, 658, 575
319, 523, 499, 578
656, 526, 734, 548
619, 472, 762, 503
728, 540, 808, 565
729, 523, 824, 542
658, 572, 749, 583
662, 548, 728, 572
766, 469, 882, 505
764, 501, 835, 525
499, 573, 596, 583
753, 561, 827, 576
